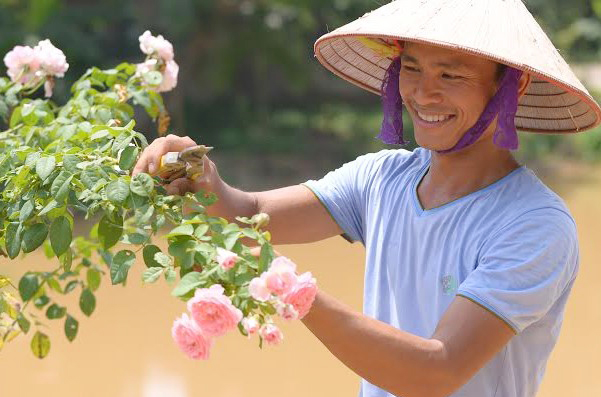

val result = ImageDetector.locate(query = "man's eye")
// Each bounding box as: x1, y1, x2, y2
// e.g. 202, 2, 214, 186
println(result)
402, 65, 419, 72
442, 73, 461, 80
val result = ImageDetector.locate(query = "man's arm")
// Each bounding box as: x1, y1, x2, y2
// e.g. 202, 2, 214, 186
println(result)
133, 134, 343, 244
302, 292, 515, 397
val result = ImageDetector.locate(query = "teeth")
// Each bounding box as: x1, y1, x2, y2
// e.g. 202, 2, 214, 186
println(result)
417, 112, 452, 123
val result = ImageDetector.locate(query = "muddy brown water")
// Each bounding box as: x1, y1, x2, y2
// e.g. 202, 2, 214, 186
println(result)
1, 166, 600, 397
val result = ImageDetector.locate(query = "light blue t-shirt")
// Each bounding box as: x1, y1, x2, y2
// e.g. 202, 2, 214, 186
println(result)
303, 148, 579, 397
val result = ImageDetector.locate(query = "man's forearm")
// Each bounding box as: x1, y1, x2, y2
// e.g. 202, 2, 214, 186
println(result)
301, 291, 454, 397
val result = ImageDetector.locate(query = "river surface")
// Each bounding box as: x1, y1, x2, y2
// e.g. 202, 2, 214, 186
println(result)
1, 165, 600, 397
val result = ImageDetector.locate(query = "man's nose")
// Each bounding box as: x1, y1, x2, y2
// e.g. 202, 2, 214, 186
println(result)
411, 76, 443, 106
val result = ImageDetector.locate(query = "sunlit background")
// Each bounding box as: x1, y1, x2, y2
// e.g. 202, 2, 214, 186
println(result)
1, 0, 601, 396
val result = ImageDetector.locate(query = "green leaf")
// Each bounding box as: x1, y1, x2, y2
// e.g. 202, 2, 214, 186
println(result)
46, 304, 67, 319
31, 331, 51, 359
106, 179, 130, 204
19, 200, 35, 222
130, 173, 154, 197
64, 280, 79, 294
79, 288, 96, 316
17, 312, 31, 333
154, 252, 172, 267
50, 171, 73, 203
87, 268, 101, 291
119, 146, 138, 171
165, 267, 177, 283
5, 222, 22, 259
22, 223, 48, 253
194, 224, 210, 238
98, 214, 123, 249
142, 244, 163, 268
38, 200, 59, 216
47, 278, 62, 294
60, 249, 73, 272
19, 274, 39, 302
166, 224, 194, 238
49, 217, 72, 256
258, 244, 274, 274
62, 155, 80, 173
142, 267, 164, 283
171, 272, 204, 297
110, 250, 135, 285
64, 315, 79, 342
143, 71, 163, 85
168, 240, 197, 270
36, 156, 56, 181
34, 295, 50, 308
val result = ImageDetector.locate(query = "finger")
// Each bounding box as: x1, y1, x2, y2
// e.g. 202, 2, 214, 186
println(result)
165, 178, 194, 196
133, 134, 197, 176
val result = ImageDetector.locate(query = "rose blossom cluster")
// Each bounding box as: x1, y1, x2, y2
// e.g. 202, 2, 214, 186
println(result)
3, 39, 69, 97
172, 254, 318, 360
137, 30, 179, 92
248, 256, 318, 320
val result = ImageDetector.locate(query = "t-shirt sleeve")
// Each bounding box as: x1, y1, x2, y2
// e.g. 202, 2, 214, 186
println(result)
457, 208, 579, 333
302, 150, 399, 245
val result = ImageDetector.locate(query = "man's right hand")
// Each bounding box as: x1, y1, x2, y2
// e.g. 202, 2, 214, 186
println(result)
133, 134, 219, 196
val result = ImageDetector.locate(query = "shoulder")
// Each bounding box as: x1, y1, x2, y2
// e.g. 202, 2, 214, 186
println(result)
349, 147, 430, 178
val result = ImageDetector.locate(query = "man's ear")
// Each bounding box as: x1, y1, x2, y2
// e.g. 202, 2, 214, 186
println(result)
517, 72, 532, 99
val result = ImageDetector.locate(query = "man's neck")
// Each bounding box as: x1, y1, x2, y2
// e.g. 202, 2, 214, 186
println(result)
416, 140, 521, 211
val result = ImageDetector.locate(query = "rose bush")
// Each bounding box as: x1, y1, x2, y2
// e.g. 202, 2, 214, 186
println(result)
0, 31, 316, 360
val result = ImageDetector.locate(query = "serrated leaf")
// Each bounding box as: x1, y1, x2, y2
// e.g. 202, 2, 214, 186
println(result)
64, 315, 79, 342
60, 249, 73, 272
5, 222, 22, 259
119, 146, 138, 171
31, 331, 50, 359
22, 223, 48, 253
50, 171, 73, 203
87, 268, 101, 291
36, 156, 56, 181
17, 313, 30, 333
98, 214, 123, 249
19, 274, 38, 302
258, 244, 274, 274
79, 288, 96, 316
154, 252, 172, 267
165, 267, 177, 283
142, 244, 162, 268
46, 303, 67, 319
106, 179, 130, 204
130, 173, 154, 197
171, 272, 204, 297
142, 267, 164, 283
110, 250, 135, 285
166, 224, 194, 237
19, 200, 34, 222
49, 217, 72, 256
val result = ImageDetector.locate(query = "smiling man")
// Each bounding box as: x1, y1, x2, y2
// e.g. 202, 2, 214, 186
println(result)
134, 0, 601, 396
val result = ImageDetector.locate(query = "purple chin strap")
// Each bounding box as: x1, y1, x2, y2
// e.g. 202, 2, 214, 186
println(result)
377, 56, 523, 152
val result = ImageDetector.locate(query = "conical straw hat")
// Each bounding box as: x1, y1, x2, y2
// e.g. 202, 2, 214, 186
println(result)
314, 0, 601, 134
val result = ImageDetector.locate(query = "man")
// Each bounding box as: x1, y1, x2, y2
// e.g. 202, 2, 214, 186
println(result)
134, 0, 601, 396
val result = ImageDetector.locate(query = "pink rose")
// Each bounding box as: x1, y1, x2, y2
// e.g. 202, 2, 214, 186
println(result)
282, 271, 317, 319
275, 301, 299, 321
34, 39, 68, 77
249, 275, 271, 302
171, 313, 212, 360
263, 256, 298, 296
3, 45, 40, 83
259, 323, 283, 346
157, 60, 178, 92
215, 247, 239, 270
136, 58, 179, 93
241, 316, 260, 336
187, 284, 243, 337
139, 30, 174, 61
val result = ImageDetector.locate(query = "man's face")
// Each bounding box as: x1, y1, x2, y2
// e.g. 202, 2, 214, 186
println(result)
398, 42, 500, 151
